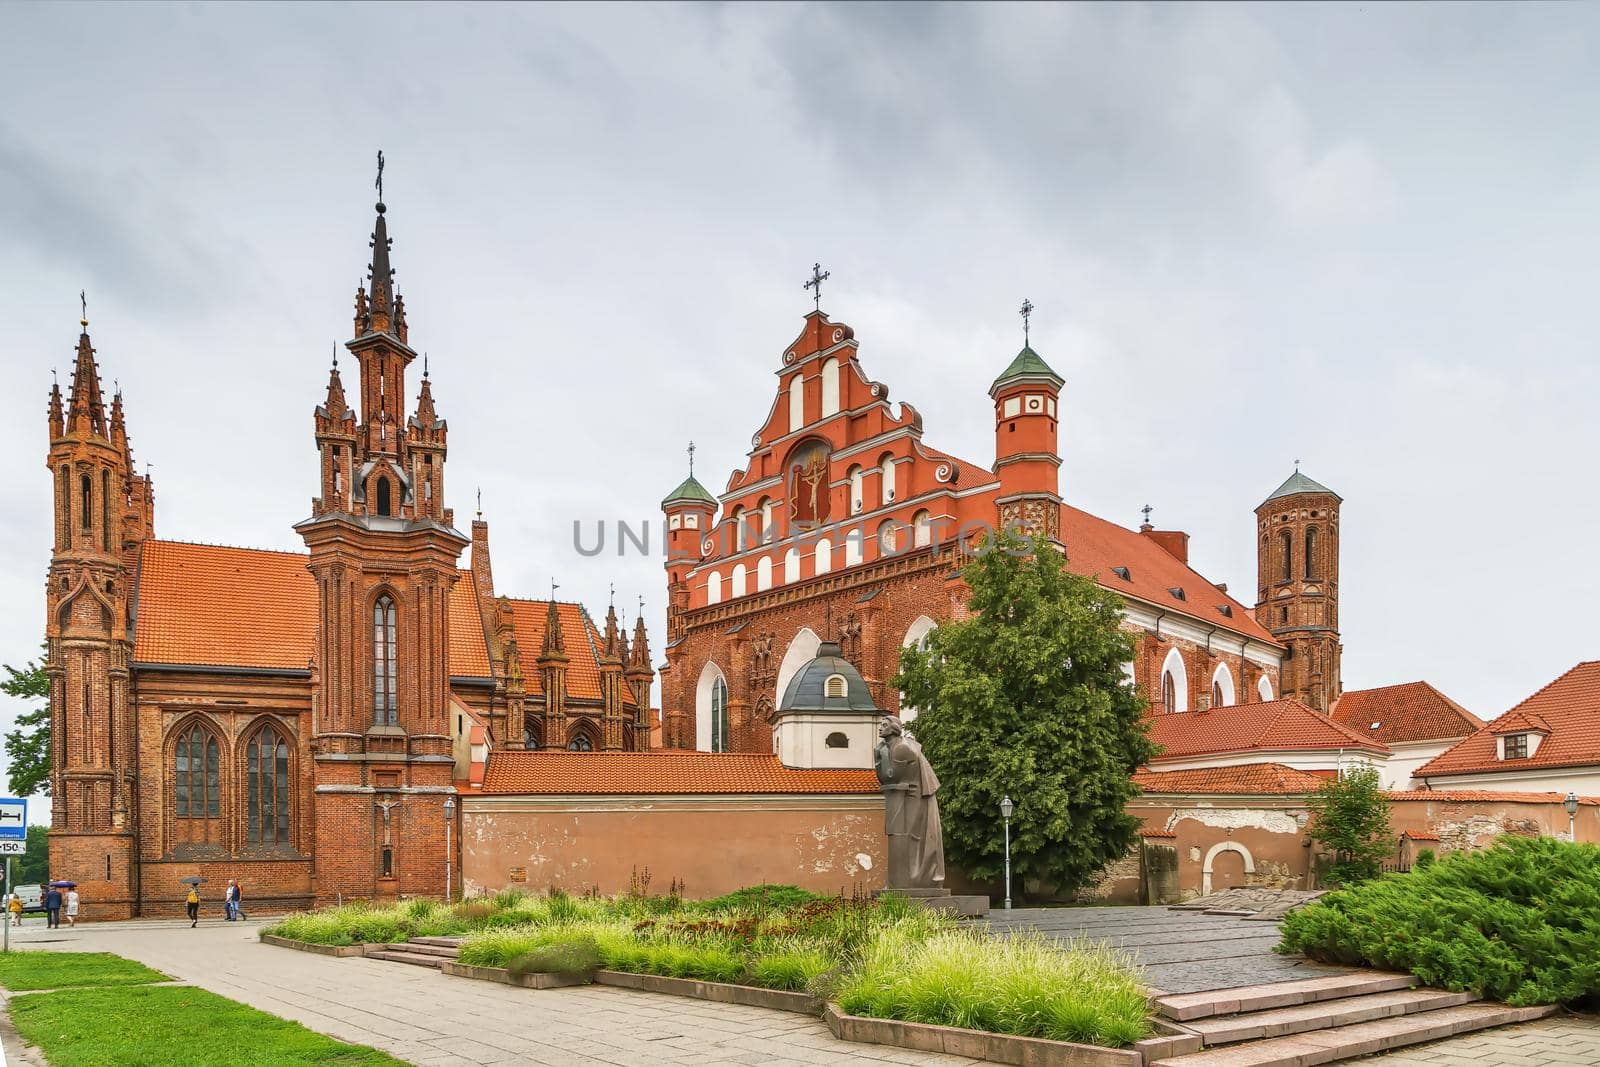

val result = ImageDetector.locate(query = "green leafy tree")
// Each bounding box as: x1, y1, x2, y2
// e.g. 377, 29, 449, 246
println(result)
894, 530, 1155, 899
1309, 764, 1392, 885
14, 825, 49, 886
2, 647, 51, 798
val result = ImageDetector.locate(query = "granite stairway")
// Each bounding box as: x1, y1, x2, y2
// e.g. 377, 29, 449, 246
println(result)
363, 937, 463, 969
1150, 972, 1556, 1066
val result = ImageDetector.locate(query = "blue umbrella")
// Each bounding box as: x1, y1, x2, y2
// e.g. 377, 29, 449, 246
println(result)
49, 880, 76, 888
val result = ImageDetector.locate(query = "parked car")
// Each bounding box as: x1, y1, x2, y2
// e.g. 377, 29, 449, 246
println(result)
15, 884, 44, 914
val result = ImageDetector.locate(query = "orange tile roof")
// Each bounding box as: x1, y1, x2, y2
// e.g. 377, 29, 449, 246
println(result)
1401, 830, 1441, 841
1386, 789, 1600, 806
1331, 681, 1481, 745
1133, 762, 1333, 795
481, 751, 881, 795
1147, 699, 1390, 760
1417, 662, 1600, 778
134, 540, 316, 669
1061, 505, 1277, 646
448, 580, 491, 676
1139, 827, 1177, 838
502, 599, 636, 706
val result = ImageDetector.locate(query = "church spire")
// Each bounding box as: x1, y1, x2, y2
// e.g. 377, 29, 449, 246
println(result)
603, 599, 621, 659
67, 324, 107, 439
48, 371, 63, 440
323, 346, 349, 420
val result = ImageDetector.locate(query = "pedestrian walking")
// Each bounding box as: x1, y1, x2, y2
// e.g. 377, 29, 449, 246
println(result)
6, 893, 20, 928
224, 879, 238, 921
65, 887, 80, 927
43, 885, 62, 929
185, 885, 200, 927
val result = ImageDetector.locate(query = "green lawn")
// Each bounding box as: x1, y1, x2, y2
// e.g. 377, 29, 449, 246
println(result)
0, 951, 168, 991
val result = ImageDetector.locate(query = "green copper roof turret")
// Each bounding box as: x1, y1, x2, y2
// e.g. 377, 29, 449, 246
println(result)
989, 345, 1064, 397
662, 474, 717, 509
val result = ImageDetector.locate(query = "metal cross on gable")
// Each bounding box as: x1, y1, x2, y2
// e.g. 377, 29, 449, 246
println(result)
1020, 298, 1034, 345
804, 262, 830, 310
1141, 503, 1153, 526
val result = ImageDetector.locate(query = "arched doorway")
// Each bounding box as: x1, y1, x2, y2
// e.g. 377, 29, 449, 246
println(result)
1202, 841, 1255, 894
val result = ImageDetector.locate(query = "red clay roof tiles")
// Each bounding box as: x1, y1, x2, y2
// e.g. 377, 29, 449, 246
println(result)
481, 751, 881, 795
134, 541, 316, 670
1416, 662, 1600, 778
1331, 681, 1481, 745
1147, 699, 1390, 760
1133, 762, 1332, 795
1386, 789, 1600, 806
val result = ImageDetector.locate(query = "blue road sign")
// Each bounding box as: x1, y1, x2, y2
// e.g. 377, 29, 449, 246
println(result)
0, 799, 27, 841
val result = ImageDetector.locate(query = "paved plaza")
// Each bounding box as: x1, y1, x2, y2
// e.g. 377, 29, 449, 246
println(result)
0, 911, 1593, 1067
985, 905, 1351, 994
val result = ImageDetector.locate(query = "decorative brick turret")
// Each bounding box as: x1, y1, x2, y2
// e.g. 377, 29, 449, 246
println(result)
989, 333, 1064, 547
1255, 469, 1343, 712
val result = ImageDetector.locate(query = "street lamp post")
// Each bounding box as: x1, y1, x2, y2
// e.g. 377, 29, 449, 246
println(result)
443, 795, 457, 903
1000, 795, 1014, 911
1564, 791, 1579, 843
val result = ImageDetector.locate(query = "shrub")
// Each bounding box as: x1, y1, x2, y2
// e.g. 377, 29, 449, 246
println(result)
835, 930, 1149, 1047
701, 884, 823, 915
1415, 848, 1435, 870
1309, 765, 1393, 886
1279, 836, 1600, 1006
507, 935, 601, 980
747, 948, 832, 992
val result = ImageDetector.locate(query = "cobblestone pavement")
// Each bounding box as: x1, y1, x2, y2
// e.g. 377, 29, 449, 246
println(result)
1367, 1013, 1600, 1066
3, 919, 983, 1067
983, 905, 1351, 993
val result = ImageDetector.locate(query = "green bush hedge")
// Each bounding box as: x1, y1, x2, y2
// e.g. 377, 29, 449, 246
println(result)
1279, 836, 1600, 1006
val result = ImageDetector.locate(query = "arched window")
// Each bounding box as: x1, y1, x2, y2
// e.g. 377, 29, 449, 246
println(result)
820, 357, 840, 417
58, 466, 70, 549
373, 595, 397, 725
376, 476, 392, 517
707, 571, 723, 604
732, 506, 749, 551
1257, 674, 1275, 702
101, 469, 110, 550
756, 556, 773, 591
913, 509, 932, 548
847, 466, 864, 515
878, 519, 902, 554
1279, 529, 1292, 581
1211, 663, 1236, 708
1304, 527, 1318, 580
760, 498, 776, 544
731, 563, 747, 598
844, 528, 864, 566
879, 456, 896, 504
825, 674, 847, 699
174, 725, 220, 819
815, 538, 832, 575
245, 724, 290, 847
899, 616, 937, 722
710, 676, 729, 752
1160, 648, 1189, 713
783, 547, 801, 584
566, 732, 594, 752
776, 628, 822, 708
80, 474, 92, 531
788, 374, 805, 431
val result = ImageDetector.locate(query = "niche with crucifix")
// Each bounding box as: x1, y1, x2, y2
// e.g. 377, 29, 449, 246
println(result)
787, 441, 831, 528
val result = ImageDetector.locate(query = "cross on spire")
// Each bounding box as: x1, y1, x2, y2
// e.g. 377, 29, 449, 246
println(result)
423, 351, 429, 379
803, 262, 830, 311
375, 149, 385, 204
1141, 503, 1153, 527
638, 595, 645, 616
687, 440, 696, 476
331, 342, 338, 369
79, 290, 87, 331
609, 581, 615, 607
476, 486, 482, 519
1294, 457, 1301, 472
1020, 298, 1034, 345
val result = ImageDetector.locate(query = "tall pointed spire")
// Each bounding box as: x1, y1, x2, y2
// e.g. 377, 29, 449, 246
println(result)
48, 371, 63, 440
110, 386, 128, 455
67, 325, 107, 439
603, 599, 621, 659
542, 598, 566, 657
630, 610, 651, 670
414, 366, 436, 427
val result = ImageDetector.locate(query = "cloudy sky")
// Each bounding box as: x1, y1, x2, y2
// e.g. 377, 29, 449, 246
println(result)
3, 3, 1597, 817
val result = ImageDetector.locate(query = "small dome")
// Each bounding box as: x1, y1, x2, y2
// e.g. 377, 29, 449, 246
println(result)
778, 641, 878, 713
661, 473, 717, 509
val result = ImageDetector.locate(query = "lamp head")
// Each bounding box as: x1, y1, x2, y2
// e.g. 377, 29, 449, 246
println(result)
1000, 795, 1014, 819
1565, 791, 1580, 816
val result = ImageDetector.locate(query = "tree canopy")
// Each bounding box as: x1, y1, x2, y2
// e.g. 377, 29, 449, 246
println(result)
3, 647, 51, 799
894, 531, 1155, 898
1308, 764, 1393, 885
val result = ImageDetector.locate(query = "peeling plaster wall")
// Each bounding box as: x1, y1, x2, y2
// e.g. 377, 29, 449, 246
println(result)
461, 794, 887, 898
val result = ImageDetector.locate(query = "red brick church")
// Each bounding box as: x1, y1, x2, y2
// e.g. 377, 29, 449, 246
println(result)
43, 186, 652, 919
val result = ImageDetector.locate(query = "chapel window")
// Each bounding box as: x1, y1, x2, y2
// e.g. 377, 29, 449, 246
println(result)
174, 726, 220, 819
376, 476, 392, 517
566, 733, 594, 752
245, 724, 291, 847
373, 595, 398, 725
80, 474, 92, 531
710, 676, 729, 753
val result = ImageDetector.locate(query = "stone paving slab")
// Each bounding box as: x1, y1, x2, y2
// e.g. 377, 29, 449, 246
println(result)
2, 920, 985, 1066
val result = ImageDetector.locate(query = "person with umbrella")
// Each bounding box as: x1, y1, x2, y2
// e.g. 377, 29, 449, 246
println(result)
65, 883, 80, 927
43, 882, 63, 929
182, 876, 204, 928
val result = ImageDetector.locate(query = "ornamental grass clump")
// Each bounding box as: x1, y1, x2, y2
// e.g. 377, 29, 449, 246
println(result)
834, 930, 1149, 1048
1278, 836, 1600, 1007
506, 935, 602, 981
747, 947, 833, 992
264, 902, 415, 946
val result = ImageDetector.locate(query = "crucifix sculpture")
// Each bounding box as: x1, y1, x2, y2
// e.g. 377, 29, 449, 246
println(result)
804, 262, 830, 310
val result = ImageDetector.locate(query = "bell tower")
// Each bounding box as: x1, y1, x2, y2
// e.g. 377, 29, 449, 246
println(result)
1254, 469, 1342, 712
989, 301, 1064, 546
46, 307, 146, 919
295, 161, 468, 903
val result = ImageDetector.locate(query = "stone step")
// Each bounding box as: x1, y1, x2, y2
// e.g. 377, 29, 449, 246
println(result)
1151, 1003, 1557, 1067
1184, 988, 1477, 1045
366, 949, 447, 968
1156, 972, 1418, 1021
409, 936, 466, 949
385, 941, 460, 958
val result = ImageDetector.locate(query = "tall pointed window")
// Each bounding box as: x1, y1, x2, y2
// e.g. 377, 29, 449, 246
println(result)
820, 357, 840, 417
1162, 671, 1177, 715
1279, 529, 1292, 581
373, 595, 398, 725
245, 724, 290, 847
80, 474, 92, 531
376, 476, 392, 517
711, 676, 729, 753
58, 466, 70, 549
101, 469, 110, 550
174, 726, 220, 819
788, 374, 805, 431
566, 732, 594, 752
1304, 527, 1318, 580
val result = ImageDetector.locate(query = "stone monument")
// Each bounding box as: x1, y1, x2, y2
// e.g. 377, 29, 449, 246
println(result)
874, 715, 987, 917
